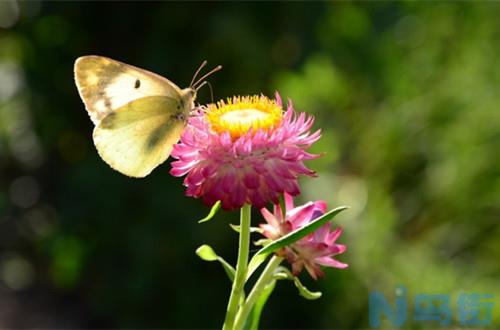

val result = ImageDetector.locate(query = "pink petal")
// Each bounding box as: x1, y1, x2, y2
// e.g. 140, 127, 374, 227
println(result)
274, 92, 282, 106
243, 170, 260, 189
230, 182, 247, 208
327, 227, 343, 243
261, 208, 279, 227
304, 262, 323, 280
273, 203, 284, 223
315, 257, 348, 269
186, 167, 204, 185
284, 192, 294, 211
220, 172, 237, 193
286, 202, 316, 228
291, 259, 304, 277
314, 223, 331, 242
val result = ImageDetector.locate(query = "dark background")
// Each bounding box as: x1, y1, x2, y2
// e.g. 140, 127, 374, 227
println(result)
0, 1, 499, 329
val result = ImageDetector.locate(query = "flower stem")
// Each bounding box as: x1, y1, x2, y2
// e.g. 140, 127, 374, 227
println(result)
233, 255, 283, 330
223, 204, 252, 330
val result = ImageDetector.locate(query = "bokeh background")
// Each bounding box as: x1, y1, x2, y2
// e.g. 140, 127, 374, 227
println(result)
0, 1, 499, 329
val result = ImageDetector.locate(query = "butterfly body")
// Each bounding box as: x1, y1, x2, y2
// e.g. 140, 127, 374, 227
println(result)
74, 56, 197, 178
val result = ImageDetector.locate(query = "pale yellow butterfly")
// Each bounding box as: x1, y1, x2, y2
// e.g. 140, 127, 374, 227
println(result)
74, 55, 221, 178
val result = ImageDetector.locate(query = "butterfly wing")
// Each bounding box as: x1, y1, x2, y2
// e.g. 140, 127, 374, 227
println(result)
93, 96, 187, 177
74, 55, 184, 125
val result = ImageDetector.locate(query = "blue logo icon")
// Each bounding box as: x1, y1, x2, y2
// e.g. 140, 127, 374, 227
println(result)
369, 285, 494, 328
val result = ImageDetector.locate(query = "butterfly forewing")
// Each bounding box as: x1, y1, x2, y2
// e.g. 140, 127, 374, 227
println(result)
74, 55, 184, 125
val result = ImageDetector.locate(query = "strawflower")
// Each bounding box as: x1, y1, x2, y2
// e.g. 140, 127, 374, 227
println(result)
260, 192, 348, 280
170, 94, 321, 210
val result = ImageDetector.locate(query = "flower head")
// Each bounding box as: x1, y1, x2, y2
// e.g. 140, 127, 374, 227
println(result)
260, 193, 347, 280
170, 94, 320, 210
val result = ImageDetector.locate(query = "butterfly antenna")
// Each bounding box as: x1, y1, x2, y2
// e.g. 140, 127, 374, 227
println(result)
193, 65, 222, 89
195, 81, 214, 103
207, 81, 214, 103
190, 60, 208, 88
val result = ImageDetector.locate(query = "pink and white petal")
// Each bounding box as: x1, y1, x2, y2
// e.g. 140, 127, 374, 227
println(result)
284, 192, 294, 212
286, 202, 316, 227
313, 223, 331, 242
313, 201, 327, 214
283, 179, 300, 196
304, 262, 323, 280
259, 223, 281, 240
322, 244, 347, 256
315, 256, 348, 269
260, 207, 279, 227
186, 167, 205, 185
272, 203, 284, 223
291, 259, 305, 277
327, 227, 343, 243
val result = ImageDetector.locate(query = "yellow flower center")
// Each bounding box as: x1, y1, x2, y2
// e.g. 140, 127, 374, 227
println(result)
206, 95, 283, 139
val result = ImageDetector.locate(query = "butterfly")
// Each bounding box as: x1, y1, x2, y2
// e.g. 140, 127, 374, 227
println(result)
74, 55, 220, 177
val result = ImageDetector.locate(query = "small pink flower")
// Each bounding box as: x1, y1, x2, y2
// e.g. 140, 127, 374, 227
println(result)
170, 94, 320, 210
260, 193, 347, 280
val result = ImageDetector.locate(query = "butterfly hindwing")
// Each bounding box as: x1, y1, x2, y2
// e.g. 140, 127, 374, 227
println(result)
93, 96, 187, 178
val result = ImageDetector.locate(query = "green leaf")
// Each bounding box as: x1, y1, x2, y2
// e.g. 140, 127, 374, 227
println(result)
246, 252, 270, 281
195, 244, 235, 282
256, 206, 349, 256
229, 223, 264, 234
196, 244, 217, 261
198, 201, 221, 223
274, 267, 322, 300
243, 280, 276, 330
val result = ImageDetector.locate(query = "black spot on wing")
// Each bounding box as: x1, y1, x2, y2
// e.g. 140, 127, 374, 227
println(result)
134, 79, 141, 89
146, 121, 172, 151
100, 112, 116, 129
104, 97, 112, 109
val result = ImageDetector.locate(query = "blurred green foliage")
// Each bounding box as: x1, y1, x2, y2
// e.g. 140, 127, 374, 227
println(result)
0, 1, 499, 329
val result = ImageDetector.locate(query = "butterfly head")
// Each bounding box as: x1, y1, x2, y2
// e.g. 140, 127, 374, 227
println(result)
181, 87, 197, 111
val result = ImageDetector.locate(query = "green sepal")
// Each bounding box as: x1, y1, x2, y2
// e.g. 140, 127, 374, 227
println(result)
274, 266, 322, 300
198, 201, 221, 223
243, 280, 276, 330
253, 238, 271, 247
229, 223, 264, 234
256, 206, 348, 256
195, 244, 235, 282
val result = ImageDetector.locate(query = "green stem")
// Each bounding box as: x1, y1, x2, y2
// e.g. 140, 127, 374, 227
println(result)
223, 204, 252, 330
233, 255, 283, 330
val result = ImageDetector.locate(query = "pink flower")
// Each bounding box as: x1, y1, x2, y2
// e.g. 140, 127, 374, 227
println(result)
260, 193, 347, 280
170, 94, 320, 210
